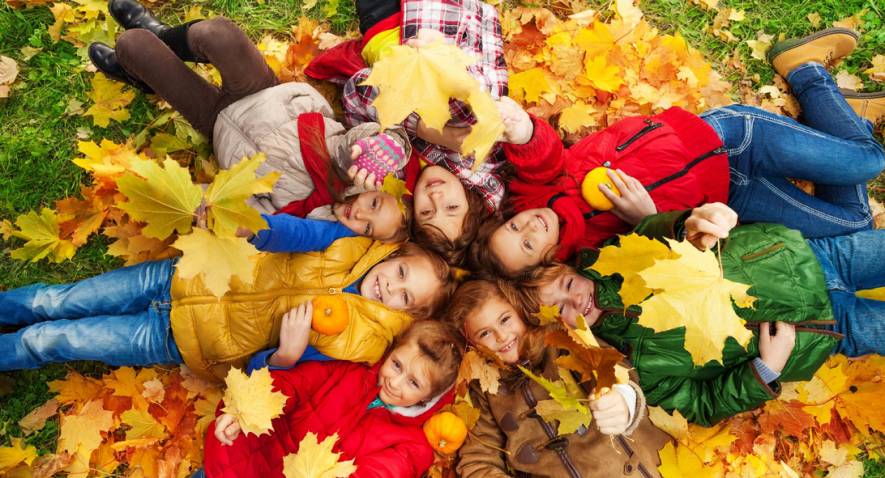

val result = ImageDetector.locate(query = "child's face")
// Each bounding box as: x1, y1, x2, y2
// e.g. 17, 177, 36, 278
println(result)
377, 341, 435, 407
361, 253, 441, 311
489, 208, 560, 274
464, 295, 527, 364
334, 191, 403, 242
414, 166, 469, 242
536, 269, 601, 328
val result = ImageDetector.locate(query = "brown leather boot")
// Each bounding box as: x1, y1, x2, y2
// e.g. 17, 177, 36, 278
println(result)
767, 28, 858, 78
841, 89, 885, 126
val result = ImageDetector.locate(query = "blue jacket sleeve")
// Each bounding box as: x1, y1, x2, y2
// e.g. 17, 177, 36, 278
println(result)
246, 346, 335, 374
250, 214, 357, 252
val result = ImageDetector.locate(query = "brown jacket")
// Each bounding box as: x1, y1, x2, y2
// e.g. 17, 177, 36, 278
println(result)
457, 349, 671, 478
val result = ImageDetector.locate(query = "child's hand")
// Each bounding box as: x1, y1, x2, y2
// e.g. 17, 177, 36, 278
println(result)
213, 413, 242, 446
496, 96, 532, 145
758, 321, 796, 374
235, 226, 255, 240
684, 203, 738, 251
416, 119, 471, 153
603, 169, 656, 225
269, 302, 314, 368
590, 389, 630, 435
406, 28, 449, 48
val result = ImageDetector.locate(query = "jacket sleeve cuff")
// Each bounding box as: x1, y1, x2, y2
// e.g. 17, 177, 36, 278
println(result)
249, 214, 275, 250
620, 381, 647, 436
752, 358, 781, 384
246, 348, 293, 374
748, 361, 781, 398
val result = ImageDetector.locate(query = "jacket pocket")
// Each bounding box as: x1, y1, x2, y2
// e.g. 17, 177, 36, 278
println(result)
615, 120, 664, 152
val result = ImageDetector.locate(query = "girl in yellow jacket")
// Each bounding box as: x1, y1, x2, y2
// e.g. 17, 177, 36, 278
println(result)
0, 231, 456, 381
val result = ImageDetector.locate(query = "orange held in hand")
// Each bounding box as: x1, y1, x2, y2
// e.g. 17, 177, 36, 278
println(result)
423, 411, 468, 455
311, 296, 349, 335
581, 167, 621, 210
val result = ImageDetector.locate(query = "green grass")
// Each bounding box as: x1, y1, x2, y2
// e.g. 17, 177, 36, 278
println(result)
1, 0, 884, 473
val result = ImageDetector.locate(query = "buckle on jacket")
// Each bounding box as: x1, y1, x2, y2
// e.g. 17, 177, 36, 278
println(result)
544, 436, 569, 451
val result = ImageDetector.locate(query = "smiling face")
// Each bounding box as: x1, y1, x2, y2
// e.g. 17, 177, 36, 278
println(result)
377, 341, 435, 407
464, 295, 528, 364
537, 269, 601, 328
489, 208, 560, 274
333, 191, 403, 242
413, 166, 469, 242
360, 253, 442, 311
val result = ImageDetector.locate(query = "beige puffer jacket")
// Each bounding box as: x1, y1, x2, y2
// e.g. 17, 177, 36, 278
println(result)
212, 82, 411, 215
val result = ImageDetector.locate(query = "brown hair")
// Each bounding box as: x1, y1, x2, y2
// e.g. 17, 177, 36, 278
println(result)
387, 198, 413, 243
388, 242, 458, 320
514, 263, 573, 325
446, 280, 547, 366
467, 215, 557, 280
390, 320, 465, 398
412, 187, 490, 266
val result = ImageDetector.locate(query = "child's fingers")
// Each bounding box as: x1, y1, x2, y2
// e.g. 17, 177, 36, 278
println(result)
598, 182, 623, 204
347, 165, 358, 180
606, 169, 630, 193
759, 320, 771, 344
366, 173, 378, 189
351, 145, 362, 160
353, 168, 369, 186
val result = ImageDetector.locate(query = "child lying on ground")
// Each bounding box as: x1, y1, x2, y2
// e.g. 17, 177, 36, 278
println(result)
90, 4, 412, 242
448, 280, 671, 477
471, 28, 884, 277
520, 203, 885, 425
0, 228, 457, 380
201, 320, 465, 478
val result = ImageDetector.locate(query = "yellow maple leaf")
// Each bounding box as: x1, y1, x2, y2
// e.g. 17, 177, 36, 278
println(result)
637, 239, 755, 365
380, 173, 409, 215
574, 21, 614, 57
532, 304, 561, 325
835, 71, 863, 90
5, 208, 76, 263
558, 101, 599, 134
590, 233, 677, 308
117, 157, 203, 239
84, 72, 135, 127
745, 32, 774, 61
283, 432, 358, 478
222, 367, 287, 436
0, 438, 37, 474
205, 153, 279, 237
57, 399, 114, 478
172, 228, 259, 297
535, 398, 592, 435
73, 139, 140, 178
457, 350, 501, 395
864, 55, 885, 82
582, 55, 623, 93
49, 371, 104, 404
612, 0, 643, 29
121, 408, 168, 441
509, 67, 552, 104
362, 41, 503, 162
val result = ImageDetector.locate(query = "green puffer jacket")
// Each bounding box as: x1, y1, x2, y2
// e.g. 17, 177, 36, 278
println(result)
584, 210, 842, 426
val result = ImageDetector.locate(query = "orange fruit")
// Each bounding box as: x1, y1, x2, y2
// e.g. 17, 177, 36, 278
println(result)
581, 167, 621, 211
311, 296, 349, 335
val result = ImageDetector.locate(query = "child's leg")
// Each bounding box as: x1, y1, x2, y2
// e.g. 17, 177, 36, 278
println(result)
701, 104, 884, 237
115, 18, 276, 137
0, 259, 174, 327
787, 63, 875, 141
807, 230, 885, 357
0, 308, 182, 370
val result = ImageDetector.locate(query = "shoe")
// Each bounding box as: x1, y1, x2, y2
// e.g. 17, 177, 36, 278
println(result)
88, 42, 154, 94
108, 0, 169, 35
767, 28, 859, 78
841, 89, 885, 126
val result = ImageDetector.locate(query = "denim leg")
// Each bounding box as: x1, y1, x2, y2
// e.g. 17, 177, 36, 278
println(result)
786, 63, 875, 141
701, 105, 884, 237
190, 469, 206, 478
0, 259, 175, 327
0, 301, 183, 370
807, 230, 885, 357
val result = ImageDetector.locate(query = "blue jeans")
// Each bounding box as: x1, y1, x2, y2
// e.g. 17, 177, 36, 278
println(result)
807, 230, 885, 357
702, 63, 884, 238
0, 259, 183, 370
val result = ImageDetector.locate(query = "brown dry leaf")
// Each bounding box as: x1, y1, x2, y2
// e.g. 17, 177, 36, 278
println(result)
833, 11, 865, 31
18, 399, 60, 435
0, 55, 19, 98
30, 453, 75, 478
456, 350, 501, 396
864, 55, 885, 82
547, 329, 623, 393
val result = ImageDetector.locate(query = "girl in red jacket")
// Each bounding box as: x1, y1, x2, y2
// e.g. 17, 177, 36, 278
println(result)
469, 29, 884, 277
200, 320, 464, 478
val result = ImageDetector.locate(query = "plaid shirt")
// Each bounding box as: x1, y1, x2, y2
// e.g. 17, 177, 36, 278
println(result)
342, 0, 508, 211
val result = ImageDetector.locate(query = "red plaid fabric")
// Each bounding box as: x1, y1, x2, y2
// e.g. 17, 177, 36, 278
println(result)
342, 0, 508, 211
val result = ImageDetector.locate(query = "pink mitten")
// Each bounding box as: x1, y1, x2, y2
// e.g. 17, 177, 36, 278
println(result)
352, 133, 406, 183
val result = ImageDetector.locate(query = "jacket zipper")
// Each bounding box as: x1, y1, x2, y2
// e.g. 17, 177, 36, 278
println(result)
615, 120, 664, 152
521, 384, 582, 478
174, 287, 343, 306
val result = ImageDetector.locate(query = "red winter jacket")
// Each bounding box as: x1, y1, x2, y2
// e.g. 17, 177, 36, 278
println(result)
204, 360, 448, 478
504, 107, 729, 259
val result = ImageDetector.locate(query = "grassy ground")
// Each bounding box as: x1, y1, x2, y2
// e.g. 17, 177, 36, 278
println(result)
0, 0, 883, 474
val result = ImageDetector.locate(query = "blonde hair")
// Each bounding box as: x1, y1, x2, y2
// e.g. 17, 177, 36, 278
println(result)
390, 320, 465, 397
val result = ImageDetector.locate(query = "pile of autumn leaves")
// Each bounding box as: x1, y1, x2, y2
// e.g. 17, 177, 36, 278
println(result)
2, 0, 885, 477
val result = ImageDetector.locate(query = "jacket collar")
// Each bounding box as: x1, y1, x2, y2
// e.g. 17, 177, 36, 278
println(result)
366, 357, 455, 427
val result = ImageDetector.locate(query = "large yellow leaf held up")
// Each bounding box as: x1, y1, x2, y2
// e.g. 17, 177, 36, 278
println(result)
2, 208, 76, 263
222, 367, 287, 437
590, 233, 677, 307
637, 239, 755, 365
283, 432, 358, 478
362, 41, 503, 163
173, 228, 259, 297
204, 153, 280, 237
117, 157, 203, 240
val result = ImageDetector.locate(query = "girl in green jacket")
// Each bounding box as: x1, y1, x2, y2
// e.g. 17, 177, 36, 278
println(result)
518, 203, 884, 426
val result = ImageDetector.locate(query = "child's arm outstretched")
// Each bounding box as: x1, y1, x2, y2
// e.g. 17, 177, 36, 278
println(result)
243, 215, 355, 253
497, 97, 567, 184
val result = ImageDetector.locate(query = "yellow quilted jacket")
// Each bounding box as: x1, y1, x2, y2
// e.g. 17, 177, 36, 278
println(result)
169, 237, 414, 381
